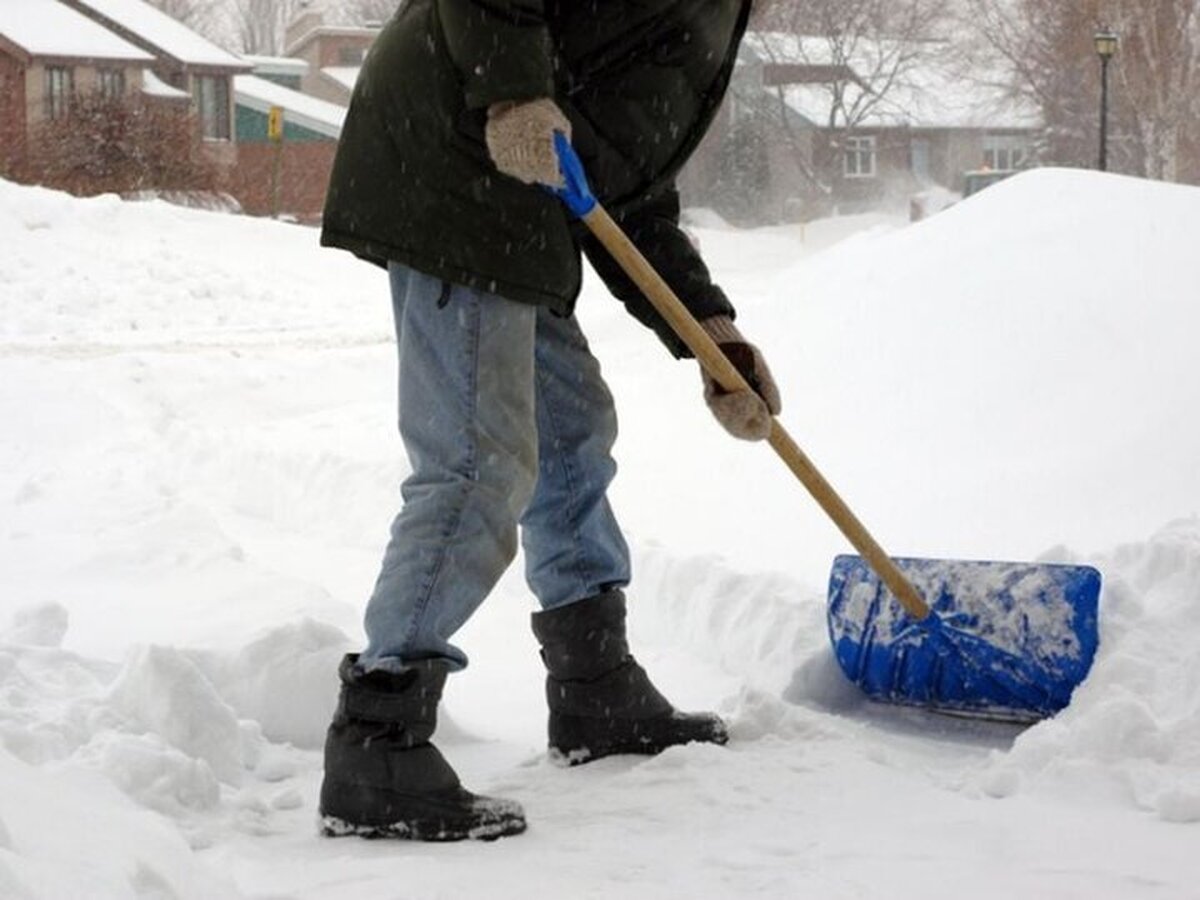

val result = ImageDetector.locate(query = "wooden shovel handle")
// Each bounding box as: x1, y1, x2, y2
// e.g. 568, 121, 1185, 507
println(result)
581, 203, 931, 620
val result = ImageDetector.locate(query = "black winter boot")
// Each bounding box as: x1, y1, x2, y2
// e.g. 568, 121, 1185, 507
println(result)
531, 590, 728, 765
319, 654, 526, 841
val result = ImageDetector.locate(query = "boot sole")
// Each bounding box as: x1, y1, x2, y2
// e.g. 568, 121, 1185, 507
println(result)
319, 780, 527, 842
320, 813, 526, 842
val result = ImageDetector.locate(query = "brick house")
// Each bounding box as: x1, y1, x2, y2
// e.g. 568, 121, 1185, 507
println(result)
2, 0, 253, 195
218, 9, 385, 220
60, 0, 252, 174
282, 10, 378, 106
0, 0, 157, 179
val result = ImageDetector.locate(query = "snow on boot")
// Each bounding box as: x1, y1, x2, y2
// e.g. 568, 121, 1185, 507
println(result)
319, 654, 526, 841
531, 590, 728, 765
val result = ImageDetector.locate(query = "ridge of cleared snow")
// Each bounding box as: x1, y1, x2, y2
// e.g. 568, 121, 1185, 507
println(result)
0, 182, 387, 347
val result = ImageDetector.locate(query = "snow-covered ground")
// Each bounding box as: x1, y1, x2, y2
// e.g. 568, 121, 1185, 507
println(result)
2, 169, 1198, 898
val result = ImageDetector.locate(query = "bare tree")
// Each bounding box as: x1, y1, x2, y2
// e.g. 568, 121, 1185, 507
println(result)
330, 0, 401, 25
1107, 0, 1199, 180
755, 0, 952, 130
146, 0, 220, 28
229, 0, 307, 55
144, 0, 227, 43
959, 0, 1097, 165
964, 0, 1200, 181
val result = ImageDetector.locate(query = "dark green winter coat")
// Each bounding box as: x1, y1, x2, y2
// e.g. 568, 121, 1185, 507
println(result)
320, 0, 752, 357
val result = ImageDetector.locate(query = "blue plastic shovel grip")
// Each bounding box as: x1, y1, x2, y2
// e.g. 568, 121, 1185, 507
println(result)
551, 131, 596, 218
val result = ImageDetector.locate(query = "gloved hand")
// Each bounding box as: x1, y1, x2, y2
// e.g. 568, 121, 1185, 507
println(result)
485, 98, 572, 187
699, 316, 781, 441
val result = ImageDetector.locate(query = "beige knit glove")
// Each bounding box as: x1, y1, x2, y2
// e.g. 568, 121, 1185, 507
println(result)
699, 316, 782, 441
485, 98, 572, 187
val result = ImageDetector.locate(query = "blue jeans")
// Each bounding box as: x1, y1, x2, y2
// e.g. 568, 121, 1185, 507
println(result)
358, 262, 632, 672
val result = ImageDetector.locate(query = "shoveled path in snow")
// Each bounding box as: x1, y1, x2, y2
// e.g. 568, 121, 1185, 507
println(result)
3, 335, 1194, 899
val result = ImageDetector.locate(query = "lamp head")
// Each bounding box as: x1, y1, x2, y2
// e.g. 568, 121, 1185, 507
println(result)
1094, 29, 1119, 60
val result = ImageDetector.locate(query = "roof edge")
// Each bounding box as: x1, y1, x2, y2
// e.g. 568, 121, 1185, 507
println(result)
283, 25, 378, 58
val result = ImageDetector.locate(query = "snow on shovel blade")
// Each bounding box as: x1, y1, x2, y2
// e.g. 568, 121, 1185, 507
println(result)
827, 555, 1101, 722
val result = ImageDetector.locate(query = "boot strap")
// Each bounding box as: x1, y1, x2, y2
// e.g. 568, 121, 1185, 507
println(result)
335, 654, 445, 731
338, 685, 439, 730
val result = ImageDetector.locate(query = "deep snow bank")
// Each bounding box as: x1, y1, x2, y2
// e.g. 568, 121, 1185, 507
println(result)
606, 169, 1200, 582
981, 518, 1200, 822
775, 169, 1200, 565
0, 180, 387, 346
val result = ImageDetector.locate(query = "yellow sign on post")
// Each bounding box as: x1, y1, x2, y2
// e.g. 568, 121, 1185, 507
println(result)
267, 105, 284, 142
268, 105, 285, 217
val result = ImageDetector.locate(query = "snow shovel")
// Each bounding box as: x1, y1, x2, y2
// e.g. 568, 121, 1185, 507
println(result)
551, 133, 1101, 722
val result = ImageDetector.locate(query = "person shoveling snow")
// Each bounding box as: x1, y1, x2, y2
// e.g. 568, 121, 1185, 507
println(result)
316, 0, 770, 841
314, 0, 1101, 844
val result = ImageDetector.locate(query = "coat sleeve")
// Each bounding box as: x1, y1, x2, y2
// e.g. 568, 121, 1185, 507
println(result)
436, 0, 556, 109
581, 186, 736, 359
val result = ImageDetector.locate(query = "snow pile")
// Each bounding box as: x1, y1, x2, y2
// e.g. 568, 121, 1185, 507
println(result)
631, 520, 1200, 829
981, 518, 1200, 822
0, 744, 241, 899
2, 170, 1199, 897
0, 180, 385, 346
0, 600, 352, 895
741, 168, 1200, 574
0, 605, 238, 896
0, 602, 344, 797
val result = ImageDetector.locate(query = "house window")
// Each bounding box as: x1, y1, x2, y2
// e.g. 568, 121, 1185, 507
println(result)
45, 66, 74, 120
338, 46, 364, 65
193, 75, 230, 140
844, 135, 876, 178
98, 69, 125, 101
983, 135, 1028, 171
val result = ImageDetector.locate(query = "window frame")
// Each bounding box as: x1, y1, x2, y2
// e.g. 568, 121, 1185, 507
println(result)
843, 134, 877, 179
97, 68, 126, 102
193, 74, 231, 141
982, 135, 1029, 172
45, 66, 74, 120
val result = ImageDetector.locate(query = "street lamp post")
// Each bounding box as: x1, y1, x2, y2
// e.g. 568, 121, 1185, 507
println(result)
1094, 28, 1118, 172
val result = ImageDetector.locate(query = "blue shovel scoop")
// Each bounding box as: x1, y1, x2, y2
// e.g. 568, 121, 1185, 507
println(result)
550, 133, 1100, 722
